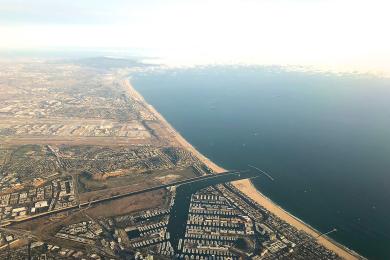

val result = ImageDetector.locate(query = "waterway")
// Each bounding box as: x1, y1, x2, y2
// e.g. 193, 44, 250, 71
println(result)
167, 171, 258, 252
132, 66, 390, 260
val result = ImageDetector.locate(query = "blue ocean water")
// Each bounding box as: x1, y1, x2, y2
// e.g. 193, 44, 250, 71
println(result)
132, 66, 390, 260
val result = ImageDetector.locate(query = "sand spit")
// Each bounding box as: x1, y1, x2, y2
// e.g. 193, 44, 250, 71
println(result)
125, 79, 363, 260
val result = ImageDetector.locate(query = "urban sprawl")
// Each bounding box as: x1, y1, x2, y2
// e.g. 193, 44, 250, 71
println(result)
0, 58, 361, 260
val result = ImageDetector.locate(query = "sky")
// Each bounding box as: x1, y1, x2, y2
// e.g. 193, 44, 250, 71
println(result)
0, 0, 389, 74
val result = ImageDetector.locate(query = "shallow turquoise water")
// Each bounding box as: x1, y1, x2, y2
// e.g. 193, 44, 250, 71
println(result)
132, 66, 390, 259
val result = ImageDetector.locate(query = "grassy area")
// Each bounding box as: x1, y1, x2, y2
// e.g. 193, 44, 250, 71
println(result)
77, 167, 197, 193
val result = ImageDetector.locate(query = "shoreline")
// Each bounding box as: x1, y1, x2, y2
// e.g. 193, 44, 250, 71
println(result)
235, 179, 362, 260
124, 78, 363, 260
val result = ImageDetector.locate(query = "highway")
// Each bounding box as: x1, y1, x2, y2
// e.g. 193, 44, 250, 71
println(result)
2, 170, 252, 226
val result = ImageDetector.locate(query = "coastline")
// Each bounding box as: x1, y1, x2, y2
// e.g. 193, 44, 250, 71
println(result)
234, 179, 362, 260
124, 78, 363, 260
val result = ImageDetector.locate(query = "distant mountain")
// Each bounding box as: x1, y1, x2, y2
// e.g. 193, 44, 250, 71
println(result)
73, 56, 152, 69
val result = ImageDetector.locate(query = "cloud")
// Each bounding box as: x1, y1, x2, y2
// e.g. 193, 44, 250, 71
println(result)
0, 0, 389, 74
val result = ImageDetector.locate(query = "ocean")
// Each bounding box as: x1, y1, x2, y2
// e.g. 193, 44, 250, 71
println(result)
132, 66, 390, 260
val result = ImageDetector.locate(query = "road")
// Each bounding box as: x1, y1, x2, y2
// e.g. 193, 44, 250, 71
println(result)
2, 170, 253, 226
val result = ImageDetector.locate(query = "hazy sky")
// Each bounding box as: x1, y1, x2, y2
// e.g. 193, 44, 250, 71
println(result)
0, 0, 389, 73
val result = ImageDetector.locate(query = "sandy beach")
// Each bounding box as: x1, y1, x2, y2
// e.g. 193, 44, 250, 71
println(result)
125, 79, 362, 260
233, 179, 362, 260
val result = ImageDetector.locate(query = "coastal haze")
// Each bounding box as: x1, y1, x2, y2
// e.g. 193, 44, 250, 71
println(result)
1, 0, 390, 75
0, 0, 389, 259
